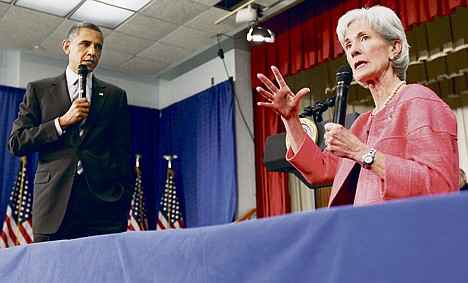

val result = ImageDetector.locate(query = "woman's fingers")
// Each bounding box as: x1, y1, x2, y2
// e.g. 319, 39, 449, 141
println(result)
256, 86, 274, 101
257, 65, 292, 95
256, 66, 308, 119
296, 87, 311, 100
271, 66, 284, 84
271, 66, 289, 89
257, 72, 279, 94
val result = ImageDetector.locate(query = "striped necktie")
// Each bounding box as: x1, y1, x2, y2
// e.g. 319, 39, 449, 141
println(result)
72, 81, 84, 175
72, 80, 79, 102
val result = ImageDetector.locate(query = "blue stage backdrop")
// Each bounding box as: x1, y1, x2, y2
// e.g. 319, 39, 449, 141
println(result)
0, 85, 37, 220
128, 105, 161, 229
1, 80, 237, 230
157, 80, 237, 227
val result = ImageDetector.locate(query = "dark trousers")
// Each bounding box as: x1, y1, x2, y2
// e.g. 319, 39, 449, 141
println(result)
34, 174, 128, 242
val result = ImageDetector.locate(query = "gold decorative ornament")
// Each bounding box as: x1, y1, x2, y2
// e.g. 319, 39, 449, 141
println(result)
285, 117, 318, 149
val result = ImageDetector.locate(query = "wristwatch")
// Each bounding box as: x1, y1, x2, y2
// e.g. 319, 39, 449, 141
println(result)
362, 148, 377, 169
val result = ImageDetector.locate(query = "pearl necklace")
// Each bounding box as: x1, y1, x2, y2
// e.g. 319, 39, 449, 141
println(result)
372, 80, 406, 117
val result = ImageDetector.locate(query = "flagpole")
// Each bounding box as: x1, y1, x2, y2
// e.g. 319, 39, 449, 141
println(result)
15, 156, 26, 246
163, 155, 177, 229
135, 155, 144, 229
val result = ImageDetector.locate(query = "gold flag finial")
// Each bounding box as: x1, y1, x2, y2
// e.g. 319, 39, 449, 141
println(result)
162, 155, 178, 169
135, 154, 142, 169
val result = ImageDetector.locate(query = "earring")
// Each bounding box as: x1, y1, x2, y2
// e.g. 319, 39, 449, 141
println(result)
390, 55, 394, 60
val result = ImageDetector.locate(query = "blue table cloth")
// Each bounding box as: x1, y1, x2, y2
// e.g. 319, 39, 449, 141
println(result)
1, 193, 467, 283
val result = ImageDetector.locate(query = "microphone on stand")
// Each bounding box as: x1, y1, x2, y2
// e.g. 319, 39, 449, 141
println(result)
300, 96, 336, 122
333, 65, 353, 126
77, 64, 88, 99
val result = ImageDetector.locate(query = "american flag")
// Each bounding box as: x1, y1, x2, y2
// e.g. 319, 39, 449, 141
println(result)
127, 155, 148, 231
0, 157, 33, 248
157, 168, 185, 230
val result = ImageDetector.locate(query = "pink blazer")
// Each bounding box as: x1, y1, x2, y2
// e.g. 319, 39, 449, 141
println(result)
287, 84, 459, 207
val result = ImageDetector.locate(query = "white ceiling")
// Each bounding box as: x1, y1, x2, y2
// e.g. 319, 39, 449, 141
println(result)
0, 0, 302, 78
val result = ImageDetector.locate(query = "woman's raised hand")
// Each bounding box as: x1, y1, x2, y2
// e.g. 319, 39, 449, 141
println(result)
256, 66, 310, 120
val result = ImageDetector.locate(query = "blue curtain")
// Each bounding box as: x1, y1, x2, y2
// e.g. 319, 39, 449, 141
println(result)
158, 80, 237, 227
0, 86, 38, 219
1, 80, 237, 229
128, 105, 161, 229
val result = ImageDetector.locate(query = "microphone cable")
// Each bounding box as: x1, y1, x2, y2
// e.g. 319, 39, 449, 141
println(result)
216, 34, 254, 142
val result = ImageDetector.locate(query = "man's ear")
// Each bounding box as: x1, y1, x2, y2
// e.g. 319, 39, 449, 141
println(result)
62, 39, 70, 55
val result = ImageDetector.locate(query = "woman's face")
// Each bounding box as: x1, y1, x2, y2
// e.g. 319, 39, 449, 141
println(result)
343, 20, 395, 85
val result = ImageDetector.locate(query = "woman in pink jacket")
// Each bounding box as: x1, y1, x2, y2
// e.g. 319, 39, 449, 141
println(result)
256, 5, 459, 207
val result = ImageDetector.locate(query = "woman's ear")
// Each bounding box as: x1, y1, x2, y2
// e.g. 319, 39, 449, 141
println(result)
389, 40, 402, 60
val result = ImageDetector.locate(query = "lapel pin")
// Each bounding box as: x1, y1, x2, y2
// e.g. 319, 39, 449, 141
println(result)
99, 92, 104, 96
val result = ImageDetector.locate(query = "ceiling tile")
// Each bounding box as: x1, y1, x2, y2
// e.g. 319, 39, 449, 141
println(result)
36, 36, 66, 58
0, 29, 45, 51
189, 0, 220, 5
0, 6, 64, 33
141, 0, 210, 25
48, 19, 81, 40
256, 0, 284, 6
120, 56, 169, 75
15, 0, 81, 17
70, 1, 134, 29
0, 3, 10, 18
116, 14, 179, 41
0, 6, 64, 51
98, 49, 134, 68
186, 7, 237, 35
103, 31, 154, 55
159, 26, 214, 52
99, 0, 151, 12
138, 42, 193, 64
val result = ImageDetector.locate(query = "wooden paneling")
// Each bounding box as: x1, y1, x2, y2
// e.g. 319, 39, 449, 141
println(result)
315, 186, 332, 208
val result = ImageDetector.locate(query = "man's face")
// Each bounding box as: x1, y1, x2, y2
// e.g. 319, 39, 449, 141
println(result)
62, 28, 103, 74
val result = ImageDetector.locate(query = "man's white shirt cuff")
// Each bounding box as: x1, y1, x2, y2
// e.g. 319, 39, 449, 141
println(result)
54, 118, 64, 136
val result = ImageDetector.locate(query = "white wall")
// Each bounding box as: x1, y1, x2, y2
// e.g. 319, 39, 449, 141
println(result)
158, 49, 235, 109
232, 39, 257, 218
0, 49, 21, 87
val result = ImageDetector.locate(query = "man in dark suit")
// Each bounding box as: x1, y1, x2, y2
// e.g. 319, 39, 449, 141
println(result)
7, 22, 133, 242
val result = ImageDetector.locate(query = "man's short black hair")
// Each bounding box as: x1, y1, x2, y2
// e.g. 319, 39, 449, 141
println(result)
67, 22, 102, 40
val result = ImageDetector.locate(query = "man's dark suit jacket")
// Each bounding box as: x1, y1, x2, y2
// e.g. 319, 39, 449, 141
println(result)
7, 72, 134, 235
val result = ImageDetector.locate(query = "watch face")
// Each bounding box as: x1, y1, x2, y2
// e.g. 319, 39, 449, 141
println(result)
364, 155, 373, 164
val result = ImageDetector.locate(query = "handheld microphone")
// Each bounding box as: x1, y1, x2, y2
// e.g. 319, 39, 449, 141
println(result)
77, 64, 88, 99
333, 65, 353, 126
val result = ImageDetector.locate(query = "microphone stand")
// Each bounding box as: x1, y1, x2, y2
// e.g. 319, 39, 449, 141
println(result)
300, 96, 336, 122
